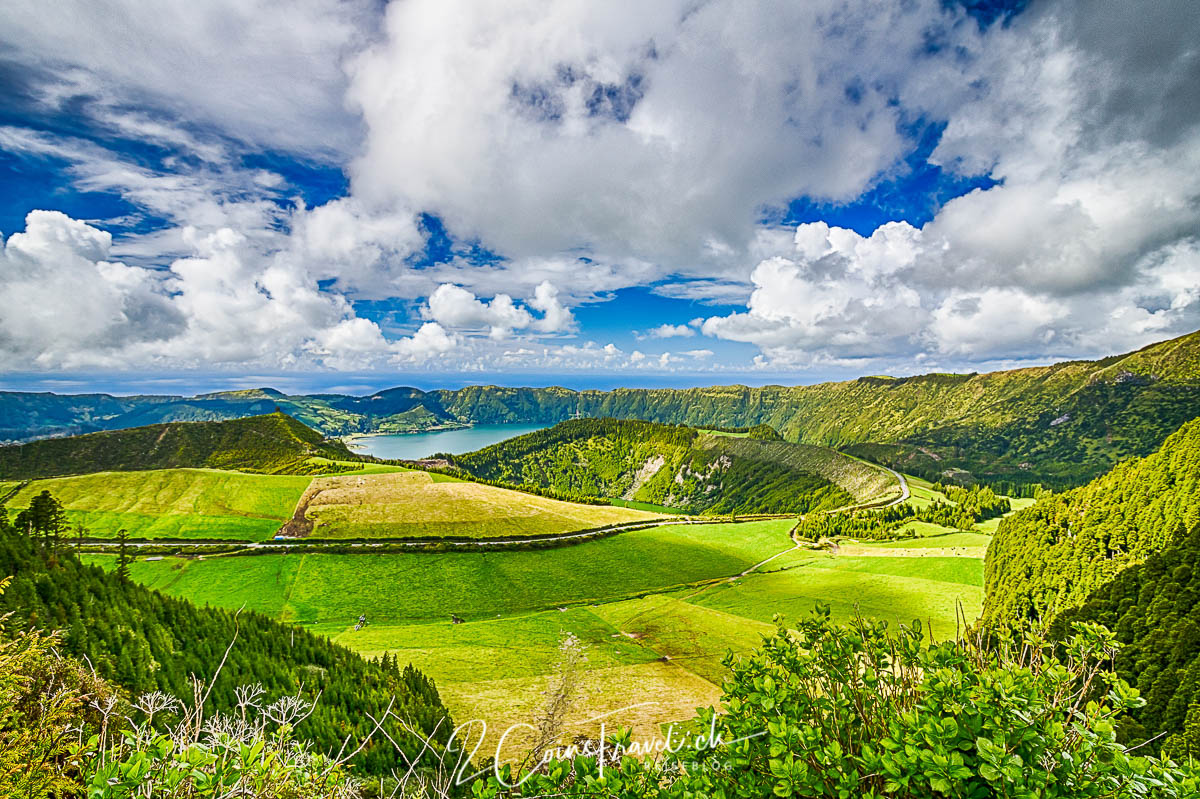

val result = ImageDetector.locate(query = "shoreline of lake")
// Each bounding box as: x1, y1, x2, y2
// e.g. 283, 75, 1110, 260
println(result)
342, 422, 470, 450
347, 422, 549, 460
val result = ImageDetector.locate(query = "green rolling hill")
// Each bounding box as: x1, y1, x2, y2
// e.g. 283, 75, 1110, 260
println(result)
450, 418, 875, 514
0, 412, 361, 480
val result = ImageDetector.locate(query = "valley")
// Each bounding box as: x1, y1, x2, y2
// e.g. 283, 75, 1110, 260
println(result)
3, 332, 1199, 790
6, 10, 1200, 793
82, 516, 990, 751
46, 415, 1002, 753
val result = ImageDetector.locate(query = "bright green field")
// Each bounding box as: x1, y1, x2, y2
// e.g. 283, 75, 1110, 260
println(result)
895, 519, 961, 537
609, 498, 687, 514
903, 474, 950, 509
868, 530, 993, 549
303, 458, 411, 475
693, 553, 983, 640
90, 512, 985, 752
10, 469, 311, 540
974, 497, 1036, 533
316, 606, 662, 681
85, 519, 799, 623
592, 593, 776, 683
82, 518, 799, 746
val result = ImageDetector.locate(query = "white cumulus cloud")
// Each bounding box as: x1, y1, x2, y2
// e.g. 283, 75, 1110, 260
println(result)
645, 324, 694, 339
427, 281, 573, 339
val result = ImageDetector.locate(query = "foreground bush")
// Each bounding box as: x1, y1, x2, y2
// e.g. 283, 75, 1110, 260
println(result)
74, 686, 364, 799
0, 579, 117, 798
0, 575, 431, 798
473, 608, 1200, 798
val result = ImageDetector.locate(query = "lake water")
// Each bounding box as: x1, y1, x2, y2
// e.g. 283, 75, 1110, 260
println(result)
352, 423, 548, 460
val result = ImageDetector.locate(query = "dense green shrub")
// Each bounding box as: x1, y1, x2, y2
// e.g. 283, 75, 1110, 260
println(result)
0, 579, 119, 798
471, 610, 1200, 798
76, 687, 365, 799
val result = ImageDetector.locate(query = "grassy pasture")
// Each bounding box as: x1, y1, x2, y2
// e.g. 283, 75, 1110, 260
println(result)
973, 496, 1036, 533
609, 498, 687, 514
440, 660, 723, 758
692, 553, 983, 640
86, 513, 987, 756
300, 471, 659, 539
895, 519, 961, 537
315, 607, 660, 682
82, 518, 799, 745
903, 474, 950, 509
10, 469, 310, 540
864, 531, 993, 549
314, 604, 727, 755
302, 458, 410, 475
90, 519, 799, 624
592, 593, 775, 683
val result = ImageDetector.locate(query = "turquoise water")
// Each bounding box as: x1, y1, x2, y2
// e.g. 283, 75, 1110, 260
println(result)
353, 423, 548, 460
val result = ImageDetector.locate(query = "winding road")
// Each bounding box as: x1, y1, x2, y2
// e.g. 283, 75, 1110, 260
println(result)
882, 465, 911, 506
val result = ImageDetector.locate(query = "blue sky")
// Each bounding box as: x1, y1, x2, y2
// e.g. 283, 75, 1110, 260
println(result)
1, 0, 1198, 395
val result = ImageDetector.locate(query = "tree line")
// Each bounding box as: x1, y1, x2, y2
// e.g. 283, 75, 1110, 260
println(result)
793, 483, 1011, 542
0, 500, 453, 779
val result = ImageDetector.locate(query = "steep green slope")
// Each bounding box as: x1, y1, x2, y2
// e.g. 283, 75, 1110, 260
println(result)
983, 417, 1200, 625
0, 412, 359, 480
705, 435, 899, 504
453, 419, 857, 514
1054, 525, 1200, 756
0, 519, 451, 776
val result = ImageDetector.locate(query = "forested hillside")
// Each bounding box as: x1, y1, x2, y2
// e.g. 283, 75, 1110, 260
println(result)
697, 434, 900, 505
1054, 525, 1200, 757
4, 329, 1198, 487
795, 483, 1010, 541
452, 418, 858, 514
0, 516, 451, 776
0, 412, 359, 479
984, 417, 1200, 625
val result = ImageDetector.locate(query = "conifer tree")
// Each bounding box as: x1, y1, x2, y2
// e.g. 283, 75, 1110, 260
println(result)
115, 529, 131, 582
13, 491, 66, 549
